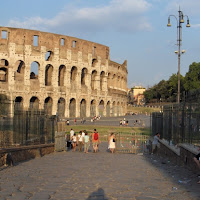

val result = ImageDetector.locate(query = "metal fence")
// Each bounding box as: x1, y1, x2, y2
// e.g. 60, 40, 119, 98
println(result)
152, 103, 200, 146
0, 108, 56, 148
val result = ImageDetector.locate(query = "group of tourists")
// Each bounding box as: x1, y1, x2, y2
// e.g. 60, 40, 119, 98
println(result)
67, 128, 116, 153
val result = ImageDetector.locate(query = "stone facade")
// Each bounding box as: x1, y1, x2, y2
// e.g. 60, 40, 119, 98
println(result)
0, 27, 127, 118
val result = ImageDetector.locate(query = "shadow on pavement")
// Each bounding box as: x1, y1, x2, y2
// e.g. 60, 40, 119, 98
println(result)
86, 188, 108, 200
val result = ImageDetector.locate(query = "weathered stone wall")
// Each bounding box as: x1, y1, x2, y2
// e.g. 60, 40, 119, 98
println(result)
0, 27, 128, 118
0, 144, 54, 166
157, 140, 200, 174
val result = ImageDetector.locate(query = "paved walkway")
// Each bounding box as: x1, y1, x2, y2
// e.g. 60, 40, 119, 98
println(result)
0, 143, 200, 200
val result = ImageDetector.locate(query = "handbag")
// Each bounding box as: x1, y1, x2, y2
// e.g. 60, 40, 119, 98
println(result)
113, 138, 115, 142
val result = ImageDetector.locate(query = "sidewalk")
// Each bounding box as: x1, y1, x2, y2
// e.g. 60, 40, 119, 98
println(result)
0, 142, 199, 200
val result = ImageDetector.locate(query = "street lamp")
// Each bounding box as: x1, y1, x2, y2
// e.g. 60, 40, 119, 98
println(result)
167, 7, 190, 103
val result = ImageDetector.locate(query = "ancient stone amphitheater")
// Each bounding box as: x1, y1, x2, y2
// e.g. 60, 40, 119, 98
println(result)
0, 27, 127, 118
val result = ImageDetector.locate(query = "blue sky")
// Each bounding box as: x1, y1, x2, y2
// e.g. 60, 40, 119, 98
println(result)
1, 0, 200, 88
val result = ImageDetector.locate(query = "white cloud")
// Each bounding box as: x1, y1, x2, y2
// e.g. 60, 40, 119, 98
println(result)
7, 0, 152, 34
166, 0, 200, 16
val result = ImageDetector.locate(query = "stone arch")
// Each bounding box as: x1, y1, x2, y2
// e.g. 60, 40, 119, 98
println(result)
80, 99, 86, 118
90, 99, 96, 117
29, 96, 39, 110
121, 77, 124, 89
117, 76, 121, 88
44, 97, 53, 115
113, 74, 116, 88
0, 59, 9, 82
57, 97, 65, 118
45, 51, 54, 61
15, 60, 25, 81
100, 71, 105, 90
91, 70, 97, 90
45, 64, 53, 86
58, 65, 66, 86
92, 59, 98, 68
106, 101, 111, 117
117, 102, 120, 116
14, 96, 23, 111
0, 67, 8, 82
69, 98, 76, 118
71, 66, 77, 81
107, 73, 112, 88
112, 101, 116, 116
81, 68, 88, 85
30, 61, 39, 79
98, 100, 104, 116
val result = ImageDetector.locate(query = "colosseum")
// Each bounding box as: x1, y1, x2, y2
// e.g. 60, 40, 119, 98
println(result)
0, 27, 127, 118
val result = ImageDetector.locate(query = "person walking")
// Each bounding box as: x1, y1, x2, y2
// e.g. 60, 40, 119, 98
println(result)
92, 129, 99, 153
152, 133, 160, 154
78, 131, 83, 152
71, 133, 77, 152
83, 132, 90, 153
108, 133, 116, 153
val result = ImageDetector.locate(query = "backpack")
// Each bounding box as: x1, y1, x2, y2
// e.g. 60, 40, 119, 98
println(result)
94, 132, 98, 140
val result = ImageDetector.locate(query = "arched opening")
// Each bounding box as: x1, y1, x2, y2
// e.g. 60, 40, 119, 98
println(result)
113, 74, 116, 88
45, 64, 53, 86
71, 66, 77, 83
80, 99, 86, 118
81, 68, 87, 85
0, 68, 7, 82
98, 100, 104, 116
117, 102, 120, 116
107, 73, 111, 88
14, 96, 23, 112
58, 65, 66, 86
100, 71, 105, 90
106, 101, 110, 117
69, 98, 76, 118
91, 70, 97, 90
57, 98, 65, 118
15, 60, 25, 81
0, 59, 9, 82
117, 76, 121, 88
29, 96, 39, 110
30, 61, 39, 79
44, 97, 53, 115
92, 59, 98, 68
90, 100, 96, 117
112, 101, 116, 116
45, 51, 53, 61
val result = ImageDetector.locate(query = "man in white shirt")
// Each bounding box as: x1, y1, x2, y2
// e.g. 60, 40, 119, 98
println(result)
152, 133, 160, 154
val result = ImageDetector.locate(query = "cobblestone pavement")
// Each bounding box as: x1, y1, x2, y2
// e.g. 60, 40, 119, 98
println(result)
0, 143, 200, 200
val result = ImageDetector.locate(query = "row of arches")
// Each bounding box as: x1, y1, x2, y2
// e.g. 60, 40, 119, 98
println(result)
14, 96, 126, 118
0, 59, 126, 90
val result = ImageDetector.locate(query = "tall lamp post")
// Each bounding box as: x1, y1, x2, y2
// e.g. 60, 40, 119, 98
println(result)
167, 8, 190, 103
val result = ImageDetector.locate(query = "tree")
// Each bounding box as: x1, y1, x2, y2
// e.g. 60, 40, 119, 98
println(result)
184, 62, 200, 91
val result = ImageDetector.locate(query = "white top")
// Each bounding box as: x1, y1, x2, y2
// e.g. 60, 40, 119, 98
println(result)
82, 132, 85, 137
70, 130, 75, 138
72, 135, 77, 142
78, 134, 83, 142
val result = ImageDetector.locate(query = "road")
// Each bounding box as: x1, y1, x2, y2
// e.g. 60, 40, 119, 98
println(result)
0, 143, 199, 200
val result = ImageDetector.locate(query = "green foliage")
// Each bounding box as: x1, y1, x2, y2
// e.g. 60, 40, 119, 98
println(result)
144, 62, 197, 103
184, 62, 200, 91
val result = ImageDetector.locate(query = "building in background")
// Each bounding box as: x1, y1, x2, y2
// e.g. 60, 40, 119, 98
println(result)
128, 86, 145, 105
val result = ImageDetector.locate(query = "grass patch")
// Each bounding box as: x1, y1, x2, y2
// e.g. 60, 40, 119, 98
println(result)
127, 105, 161, 114
65, 125, 150, 137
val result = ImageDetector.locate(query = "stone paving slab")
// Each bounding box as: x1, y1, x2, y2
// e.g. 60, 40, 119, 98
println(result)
0, 142, 200, 200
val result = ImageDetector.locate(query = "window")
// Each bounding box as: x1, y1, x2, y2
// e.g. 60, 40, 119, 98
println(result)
61, 38, 65, 46
73, 40, 76, 48
1, 31, 7, 39
33, 35, 38, 46
93, 46, 96, 56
